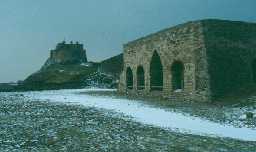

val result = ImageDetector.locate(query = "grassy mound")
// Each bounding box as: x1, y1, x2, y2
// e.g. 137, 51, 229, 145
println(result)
21, 64, 99, 90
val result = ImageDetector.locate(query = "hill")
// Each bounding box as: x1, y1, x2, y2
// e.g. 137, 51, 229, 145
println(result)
18, 54, 123, 91
21, 63, 98, 90
98, 54, 123, 78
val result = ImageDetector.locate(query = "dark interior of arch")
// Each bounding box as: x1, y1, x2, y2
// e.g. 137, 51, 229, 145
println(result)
150, 51, 163, 91
126, 67, 133, 89
252, 59, 256, 83
137, 66, 145, 90
171, 61, 184, 90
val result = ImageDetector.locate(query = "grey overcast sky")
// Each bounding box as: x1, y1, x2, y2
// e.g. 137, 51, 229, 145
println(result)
0, 0, 255, 82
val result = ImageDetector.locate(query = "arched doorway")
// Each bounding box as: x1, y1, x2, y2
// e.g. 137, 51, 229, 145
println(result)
150, 51, 163, 91
171, 61, 184, 91
252, 59, 256, 83
126, 67, 133, 89
137, 66, 145, 90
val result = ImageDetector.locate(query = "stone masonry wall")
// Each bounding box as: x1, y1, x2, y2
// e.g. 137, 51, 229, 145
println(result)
119, 21, 211, 102
202, 20, 256, 99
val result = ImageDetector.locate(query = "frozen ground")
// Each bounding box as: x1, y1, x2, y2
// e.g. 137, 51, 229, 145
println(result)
24, 89, 256, 141
0, 89, 256, 151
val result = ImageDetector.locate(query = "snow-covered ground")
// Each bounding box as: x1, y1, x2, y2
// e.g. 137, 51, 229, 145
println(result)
24, 89, 256, 141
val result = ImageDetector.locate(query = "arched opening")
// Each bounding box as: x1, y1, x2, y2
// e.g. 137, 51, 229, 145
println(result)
126, 67, 133, 89
150, 51, 163, 91
252, 59, 256, 83
137, 66, 145, 90
171, 61, 184, 91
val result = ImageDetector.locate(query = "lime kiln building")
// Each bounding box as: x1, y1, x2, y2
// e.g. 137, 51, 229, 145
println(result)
119, 19, 256, 102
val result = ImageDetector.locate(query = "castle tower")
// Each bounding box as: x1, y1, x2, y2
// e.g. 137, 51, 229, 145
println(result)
50, 41, 88, 64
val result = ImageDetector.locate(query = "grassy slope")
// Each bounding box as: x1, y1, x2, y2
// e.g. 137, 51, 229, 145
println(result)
99, 54, 123, 78
21, 64, 98, 90
20, 54, 123, 91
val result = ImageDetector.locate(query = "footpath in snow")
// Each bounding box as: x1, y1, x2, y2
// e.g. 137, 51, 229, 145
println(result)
24, 89, 256, 141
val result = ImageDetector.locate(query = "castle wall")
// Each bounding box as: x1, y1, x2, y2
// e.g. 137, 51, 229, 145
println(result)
119, 21, 211, 102
50, 43, 87, 65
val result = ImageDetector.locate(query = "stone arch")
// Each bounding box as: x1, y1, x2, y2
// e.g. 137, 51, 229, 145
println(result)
171, 61, 184, 91
137, 66, 145, 90
252, 59, 256, 83
150, 51, 163, 91
126, 67, 133, 89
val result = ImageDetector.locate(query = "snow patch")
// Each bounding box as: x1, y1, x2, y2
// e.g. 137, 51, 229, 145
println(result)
174, 89, 182, 93
24, 89, 256, 141
81, 62, 93, 67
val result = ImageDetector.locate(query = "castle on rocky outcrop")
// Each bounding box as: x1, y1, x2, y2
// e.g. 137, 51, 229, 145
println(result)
119, 19, 256, 102
42, 41, 87, 69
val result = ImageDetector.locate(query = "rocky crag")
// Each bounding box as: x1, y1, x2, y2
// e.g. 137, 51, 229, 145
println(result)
42, 41, 87, 69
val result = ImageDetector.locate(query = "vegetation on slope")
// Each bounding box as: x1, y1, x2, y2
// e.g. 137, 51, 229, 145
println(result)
21, 64, 99, 90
